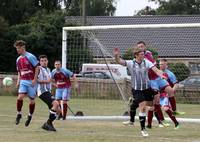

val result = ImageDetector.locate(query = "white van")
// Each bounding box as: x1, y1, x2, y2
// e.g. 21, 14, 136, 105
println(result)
81, 63, 131, 80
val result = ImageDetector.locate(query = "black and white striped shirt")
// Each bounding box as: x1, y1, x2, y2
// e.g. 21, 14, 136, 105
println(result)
37, 66, 51, 96
126, 59, 154, 90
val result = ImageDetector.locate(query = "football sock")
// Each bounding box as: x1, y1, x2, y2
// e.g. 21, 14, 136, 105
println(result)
17, 99, 23, 112
169, 96, 177, 112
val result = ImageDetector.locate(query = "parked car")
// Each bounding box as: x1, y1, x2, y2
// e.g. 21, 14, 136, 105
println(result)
75, 74, 83, 78
179, 76, 200, 88
80, 71, 111, 79
81, 64, 131, 80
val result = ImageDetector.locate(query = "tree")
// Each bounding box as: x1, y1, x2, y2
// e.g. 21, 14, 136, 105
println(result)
136, 6, 156, 16
137, 0, 200, 15
168, 62, 190, 81
85, 0, 116, 16
0, 16, 8, 37
0, 0, 38, 25
0, 0, 72, 25
1, 11, 66, 72
0, 10, 94, 72
155, 0, 200, 15
65, 0, 116, 16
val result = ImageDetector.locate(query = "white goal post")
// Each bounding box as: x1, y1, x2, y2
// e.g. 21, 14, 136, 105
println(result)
62, 23, 200, 123
62, 23, 200, 68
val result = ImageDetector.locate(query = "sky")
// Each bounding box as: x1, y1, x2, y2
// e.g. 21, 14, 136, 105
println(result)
115, 0, 159, 16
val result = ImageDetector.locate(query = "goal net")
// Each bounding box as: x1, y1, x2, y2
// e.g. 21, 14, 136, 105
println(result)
62, 23, 200, 121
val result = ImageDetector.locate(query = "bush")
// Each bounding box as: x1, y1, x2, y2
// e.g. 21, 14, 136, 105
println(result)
122, 47, 158, 60
168, 62, 190, 82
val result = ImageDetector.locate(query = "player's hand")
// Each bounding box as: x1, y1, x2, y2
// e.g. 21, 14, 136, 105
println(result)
16, 83, 19, 88
53, 83, 58, 88
161, 74, 167, 80
113, 48, 120, 56
46, 78, 51, 83
32, 79, 36, 86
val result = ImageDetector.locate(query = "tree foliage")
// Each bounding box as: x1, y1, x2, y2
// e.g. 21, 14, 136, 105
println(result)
168, 62, 190, 81
0, 0, 37, 25
0, 0, 117, 72
1, 11, 65, 72
0, 16, 9, 37
122, 47, 158, 60
137, 0, 200, 15
65, 0, 116, 16
0, 11, 94, 72
0, 0, 72, 25
136, 6, 156, 16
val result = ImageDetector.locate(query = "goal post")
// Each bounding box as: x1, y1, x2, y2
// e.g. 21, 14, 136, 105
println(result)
62, 22, 200, 72
62, 23, 200, 122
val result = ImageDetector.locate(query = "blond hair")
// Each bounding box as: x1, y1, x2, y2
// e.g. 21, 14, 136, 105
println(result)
133, 46, 144, 57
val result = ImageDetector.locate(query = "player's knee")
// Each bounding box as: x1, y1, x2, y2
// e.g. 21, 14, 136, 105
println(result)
149, 106, 154, 111
139, 105, 146, 113
165, 86, 174, 96
29, 99, 35, 104
17, 94, 25, 100
52, 100, 59, 108
62, 100, 67, 104
146, 100, 153, 106
163, 106, 169, 111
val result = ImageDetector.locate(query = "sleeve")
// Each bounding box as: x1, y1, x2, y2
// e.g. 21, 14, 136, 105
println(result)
51, 69, 55, 79
145, 59, 155, 69
125, 60, 132, 68
168, 70, 178, 84
125, 60, 133, 75
16, 58, 19, 71
145, 51, 156, 65
47, 68, 51, 77
26, 53, 39, 67
63, 68, 73, 77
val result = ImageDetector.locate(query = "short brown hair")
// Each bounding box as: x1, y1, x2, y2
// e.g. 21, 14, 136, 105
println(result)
133, 46, 144, 57
160, 59, 168, 62
39, 55, 48, 60
14, 40, 26, 47
137, 41, 146, 46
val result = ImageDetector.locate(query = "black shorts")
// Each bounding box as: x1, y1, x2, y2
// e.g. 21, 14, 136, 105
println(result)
132, 89, 146, 103
144, 88, 156, 102
39, 91, 54, 109
132, 88, 155, 103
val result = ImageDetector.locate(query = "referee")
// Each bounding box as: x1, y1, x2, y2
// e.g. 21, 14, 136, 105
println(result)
114, 46, 166, 137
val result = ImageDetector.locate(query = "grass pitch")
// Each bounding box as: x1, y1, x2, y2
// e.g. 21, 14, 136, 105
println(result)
0, 96, 199, 142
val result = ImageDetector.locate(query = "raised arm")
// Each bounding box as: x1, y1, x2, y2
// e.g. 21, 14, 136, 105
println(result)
151, 66, 166, 80
113, 48, 126, 66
